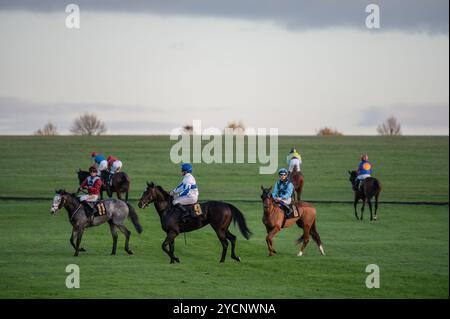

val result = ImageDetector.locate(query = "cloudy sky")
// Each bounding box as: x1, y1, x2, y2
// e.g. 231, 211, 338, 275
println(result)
0, 0, 448, 135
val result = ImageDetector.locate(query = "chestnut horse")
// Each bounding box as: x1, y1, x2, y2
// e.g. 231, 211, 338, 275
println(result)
260, 186, 324, 257
289, 166, 304, 201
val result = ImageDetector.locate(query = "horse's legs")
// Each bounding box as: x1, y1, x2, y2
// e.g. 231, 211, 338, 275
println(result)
74, 227, 85, 257
310, 222, 325, 255
125, 190, 129, 203
214, 228, 229, 263
225, 230, 241, 262
108, 221, 118, 255
162, 231, 179, 264
297, 224, 311, 256
353, 197, 359, 220
116, 190, 122, 201
116, 224, 133, 255
374, 194, 379, 220
367, 198, 374, 221
360, 200, 365, 221
266, 227, 280, 256
70, 228, 86, 252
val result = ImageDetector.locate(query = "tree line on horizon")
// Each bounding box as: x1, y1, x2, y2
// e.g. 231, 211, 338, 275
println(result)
34, 114, 402, 136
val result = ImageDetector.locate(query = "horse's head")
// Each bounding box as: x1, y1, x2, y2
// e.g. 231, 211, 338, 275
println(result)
348, 170, 357, 183
50, 189, 67, 214
77, 169, 89, 185
260, 185, 273, 210
138, 181, 157, 209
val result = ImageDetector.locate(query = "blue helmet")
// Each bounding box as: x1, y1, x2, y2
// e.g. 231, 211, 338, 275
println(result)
278, 168, 288, 175
181, 163, 192, 173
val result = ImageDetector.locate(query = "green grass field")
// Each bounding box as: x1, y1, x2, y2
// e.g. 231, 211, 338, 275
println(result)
0, 136, 448, 298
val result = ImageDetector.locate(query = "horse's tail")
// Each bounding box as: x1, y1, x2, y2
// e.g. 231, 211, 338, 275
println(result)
228, 204, 252, 240
126, 203, 143, 234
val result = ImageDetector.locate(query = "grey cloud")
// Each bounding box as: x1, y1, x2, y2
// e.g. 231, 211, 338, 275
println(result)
359, 103, 449, 128
0, 0, 447, 34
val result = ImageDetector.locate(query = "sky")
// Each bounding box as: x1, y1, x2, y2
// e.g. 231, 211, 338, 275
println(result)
0, 0, 448, 135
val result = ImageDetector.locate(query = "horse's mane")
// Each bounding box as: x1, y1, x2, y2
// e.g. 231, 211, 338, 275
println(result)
155, 185, 173, 200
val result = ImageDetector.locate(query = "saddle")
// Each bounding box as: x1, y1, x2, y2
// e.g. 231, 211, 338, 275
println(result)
177, 203, 203, 220
278, 203, 300, 219
83, 201, 107, 218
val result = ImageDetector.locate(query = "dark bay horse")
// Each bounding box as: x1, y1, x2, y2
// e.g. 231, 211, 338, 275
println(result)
348, 171, 382, 221
260, 186, 324, 257
50, 189, 142, 256
289, 167, 304, 201
77, 169, 130, 202
138, 182, 252, 263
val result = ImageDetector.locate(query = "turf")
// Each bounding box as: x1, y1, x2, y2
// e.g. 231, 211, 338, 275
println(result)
0, 136, 448, 298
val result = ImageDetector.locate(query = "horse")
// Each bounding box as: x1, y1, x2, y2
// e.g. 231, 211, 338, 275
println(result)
50, 189, 142, 256
137, 182, 252, 263
289, 166, 304, 201
101, 170, 130, 202
348, 170, 382, 221
260, 186, 324, 257
77, 169, 130, 202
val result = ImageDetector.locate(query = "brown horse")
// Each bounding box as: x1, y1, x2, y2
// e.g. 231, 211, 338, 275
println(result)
289, 167, 304, 201
260, 186, 324, 257
348, 171, 382, 221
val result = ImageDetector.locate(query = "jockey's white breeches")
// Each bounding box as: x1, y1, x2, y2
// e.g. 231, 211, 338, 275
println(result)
288, 158, 301, 172
79, 194, 98, 202
97, 160, 108, 172
279, 198, 292, 205
357, 174, 371, 180
110, 160, 122, 174
172, 193, 198, 205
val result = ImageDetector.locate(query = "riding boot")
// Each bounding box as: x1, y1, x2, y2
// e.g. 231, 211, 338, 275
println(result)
81, 201, 95, 222
175, 204, 190, 222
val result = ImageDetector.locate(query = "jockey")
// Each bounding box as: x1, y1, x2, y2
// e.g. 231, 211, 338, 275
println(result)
272, 168, 294, 215
78, 165, 102, 218
170, 163, 199, 218
91, 152, 107, 175
286, 148, 302, 178
107, 155, 123, 185
355, 154, 373, 191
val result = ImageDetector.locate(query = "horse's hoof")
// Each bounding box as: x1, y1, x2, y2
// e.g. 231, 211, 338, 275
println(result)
175, 257, 180, 263
232, 256, 241, 262
126, 249, 133, 255
74, 253, 79, 257
273, 250, 277, 254
80, 248, 86, 252
297, 251, 303, 257
111, 252, 116, 255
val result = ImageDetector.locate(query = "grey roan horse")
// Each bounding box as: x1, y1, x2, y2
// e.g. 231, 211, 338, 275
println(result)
50, 189, 143, 256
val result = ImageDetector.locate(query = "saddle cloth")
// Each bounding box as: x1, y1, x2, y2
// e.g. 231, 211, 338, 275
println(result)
181, 203, 203, 216
279, 204, 301, 219
84, 201, 107, 217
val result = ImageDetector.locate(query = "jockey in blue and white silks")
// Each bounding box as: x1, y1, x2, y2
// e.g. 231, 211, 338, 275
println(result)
272, 168, 294, 208
170, 163, 199, 206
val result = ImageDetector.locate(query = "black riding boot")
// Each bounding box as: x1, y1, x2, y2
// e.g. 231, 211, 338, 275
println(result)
81, 201, 94, 222
175, 204, 190, 222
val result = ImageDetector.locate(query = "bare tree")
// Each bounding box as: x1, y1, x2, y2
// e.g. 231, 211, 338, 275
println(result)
34, 122, 58, 136
70, 113, 107, 136
183, 124, 193, 135
377, 116, 402, 136
224, 121, 245, 135
316, 127, 343, 136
